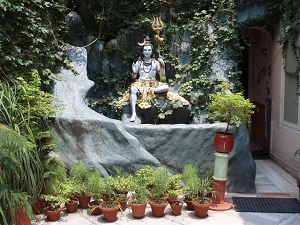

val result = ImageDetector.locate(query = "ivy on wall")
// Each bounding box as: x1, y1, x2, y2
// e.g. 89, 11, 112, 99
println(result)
2, 0, 298, 121
278, 0, 300, 90
0, 0, 70, 85
73, 0, 245, 120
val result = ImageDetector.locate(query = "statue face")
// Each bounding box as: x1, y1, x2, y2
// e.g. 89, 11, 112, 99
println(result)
142, 45, 152, 58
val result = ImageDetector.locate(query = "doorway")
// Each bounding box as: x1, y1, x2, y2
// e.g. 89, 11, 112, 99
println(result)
240, 27, 273, 157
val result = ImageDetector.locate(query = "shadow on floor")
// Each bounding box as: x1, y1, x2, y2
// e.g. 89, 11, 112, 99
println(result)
251, 150, 269, 160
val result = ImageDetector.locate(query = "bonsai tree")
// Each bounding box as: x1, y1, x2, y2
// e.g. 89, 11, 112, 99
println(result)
207, 81, 255, 134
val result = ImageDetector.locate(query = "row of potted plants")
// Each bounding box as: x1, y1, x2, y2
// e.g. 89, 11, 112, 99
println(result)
37, 162, 216, 222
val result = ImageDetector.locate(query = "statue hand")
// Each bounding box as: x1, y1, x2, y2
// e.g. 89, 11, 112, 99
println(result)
157, 56, 165, 67
132, 62, 138, 73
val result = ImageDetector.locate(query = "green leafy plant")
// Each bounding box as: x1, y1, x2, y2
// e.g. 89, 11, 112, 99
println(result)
0, 0, 70, 82
70, 162, 90, 196
193, 177, 215, 204
40, 194, 67, 211
167, 174, 182, 191
134, 165, 155, 190
59, 179, 79, 201
167, 189, 183, 202
130, 178, 150, 204
207, 81, 255, 134
183, 163, 200, 200
0, 124, 42, 225
151, 166, 169, 199
87, 169, 105, 202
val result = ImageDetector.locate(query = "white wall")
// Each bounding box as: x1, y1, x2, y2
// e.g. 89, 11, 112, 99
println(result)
270, 23, 300, 180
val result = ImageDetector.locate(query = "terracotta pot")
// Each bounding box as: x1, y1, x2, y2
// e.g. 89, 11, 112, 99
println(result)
31, 198, 46, 215
149, 199, 168, 217
77, 195, 91, 209
118, 199, 127, 211
167, 196, 178, 203
45, 208, 62, 221
170, 201, 183, 216
130, 203, 147, 219
88, 201, 102, 215
15, 206, 31, 225
65, 199, 78, 213
191, 198, 211, 218
99, 201, 120, 222
214, 132, 235, 153
184, 196, 194, 210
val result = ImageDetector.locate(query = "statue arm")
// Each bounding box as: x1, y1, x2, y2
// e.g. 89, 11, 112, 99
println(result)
157, 57, 165, 77
132, 61, 140, 80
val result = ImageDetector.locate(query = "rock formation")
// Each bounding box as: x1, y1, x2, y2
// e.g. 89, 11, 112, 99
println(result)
53, 44, 256, 193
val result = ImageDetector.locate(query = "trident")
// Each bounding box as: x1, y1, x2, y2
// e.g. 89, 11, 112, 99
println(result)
151, 16, 164, 81
151, 15, 164, 56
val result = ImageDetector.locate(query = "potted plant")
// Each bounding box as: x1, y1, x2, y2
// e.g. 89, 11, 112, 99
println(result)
167, 174, 182, 202
148, 166, 169, 217
183, 163, 200, 210
87, 169, 105, 215
97, 176, 121, 222
170, 200, 184, 216
0, 124, 42, 225
69, 162, 91, 209
207, 81, 255, 153
113, 172, 134, 211
60, 179, 79, 213
134, 165, 155, 191
41, 194, 66, 221
191, 176, 215, 218
129, 178, 150, 219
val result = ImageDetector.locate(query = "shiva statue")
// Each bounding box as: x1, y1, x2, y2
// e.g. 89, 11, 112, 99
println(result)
117, 37, 189, 122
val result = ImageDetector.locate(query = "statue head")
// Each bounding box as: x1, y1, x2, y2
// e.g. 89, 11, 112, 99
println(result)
138, 37, 154, 59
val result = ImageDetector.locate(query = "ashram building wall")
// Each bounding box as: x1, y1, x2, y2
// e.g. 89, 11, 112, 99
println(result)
269, 22, 300, 180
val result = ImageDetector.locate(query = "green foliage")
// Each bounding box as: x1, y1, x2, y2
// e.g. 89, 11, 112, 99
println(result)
70, 162, 89, 184
167, 174, 182, 191
0, 74, 62, 224
59, 179, 79, 201
0, 124, 42, 225
195, 177, 215, 204
151, 166, 169, 199
183, 163, 199, 200
87, 170, 105, 201
16, 70, 63, 118
40, 194, 67, 211
43, 157, 66, 195
207, 82, 255, 133
0, 0, 69, 83
75, 0, 245, 118
130, 178, 150, 204
134, 165, 155, 189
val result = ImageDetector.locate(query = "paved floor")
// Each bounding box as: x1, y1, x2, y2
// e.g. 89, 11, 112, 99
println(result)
31, 159, 300, 225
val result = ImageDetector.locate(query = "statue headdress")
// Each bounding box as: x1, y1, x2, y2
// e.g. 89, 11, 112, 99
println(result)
138, 37, 153, 48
